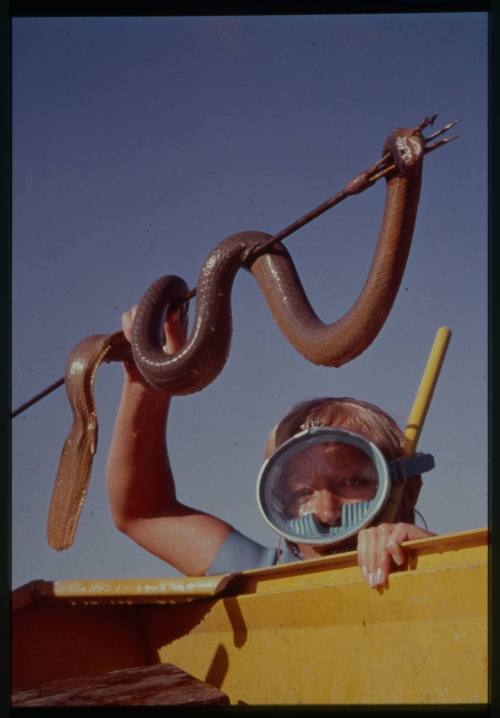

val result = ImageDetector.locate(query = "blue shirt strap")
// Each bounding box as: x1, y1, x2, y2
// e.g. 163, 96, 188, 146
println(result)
205, 530, 297, 575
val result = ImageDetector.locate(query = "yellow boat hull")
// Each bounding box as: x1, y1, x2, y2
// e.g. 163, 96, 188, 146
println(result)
12, 528, 488, 704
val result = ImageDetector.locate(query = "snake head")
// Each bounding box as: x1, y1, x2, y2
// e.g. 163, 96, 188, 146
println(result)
384, 128, 424, 176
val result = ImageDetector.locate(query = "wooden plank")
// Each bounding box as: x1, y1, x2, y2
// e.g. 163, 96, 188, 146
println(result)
11, 663, 230, 706
11, 574, 235, 608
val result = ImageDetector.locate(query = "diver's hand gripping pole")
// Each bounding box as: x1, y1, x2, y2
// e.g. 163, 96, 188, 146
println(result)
377, 326, 452, 524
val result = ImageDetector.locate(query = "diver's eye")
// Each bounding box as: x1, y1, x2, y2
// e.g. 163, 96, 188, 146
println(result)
291, 488, 314, 502
338, 476, 372, 488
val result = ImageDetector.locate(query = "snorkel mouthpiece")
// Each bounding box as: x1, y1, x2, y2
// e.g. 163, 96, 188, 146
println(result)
287, 500, 374, 538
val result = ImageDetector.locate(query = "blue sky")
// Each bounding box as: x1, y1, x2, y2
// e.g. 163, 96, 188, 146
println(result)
12, 13, 487, 587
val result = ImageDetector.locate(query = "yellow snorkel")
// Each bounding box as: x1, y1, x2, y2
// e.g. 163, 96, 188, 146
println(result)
378, 326, 452, 523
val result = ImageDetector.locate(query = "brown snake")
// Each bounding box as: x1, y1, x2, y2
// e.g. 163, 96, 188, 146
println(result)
47, 123, 449, 550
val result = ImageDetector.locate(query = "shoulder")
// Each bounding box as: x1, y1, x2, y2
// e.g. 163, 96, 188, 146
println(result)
205, 530, 297, 574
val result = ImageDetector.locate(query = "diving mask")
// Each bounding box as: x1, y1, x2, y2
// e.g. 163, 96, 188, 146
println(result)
256, 427, 435, 546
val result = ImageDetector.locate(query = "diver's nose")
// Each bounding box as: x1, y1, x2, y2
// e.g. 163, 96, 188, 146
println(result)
311, 490, 342, 526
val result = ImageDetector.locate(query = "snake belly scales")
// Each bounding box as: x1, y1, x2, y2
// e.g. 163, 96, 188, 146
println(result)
47, 128, 424, 550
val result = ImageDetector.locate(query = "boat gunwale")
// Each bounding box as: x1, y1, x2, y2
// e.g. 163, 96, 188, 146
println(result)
11, 527, 488, 608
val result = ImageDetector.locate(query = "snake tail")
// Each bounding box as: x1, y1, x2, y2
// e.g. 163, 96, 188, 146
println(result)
47, 332, 130, 550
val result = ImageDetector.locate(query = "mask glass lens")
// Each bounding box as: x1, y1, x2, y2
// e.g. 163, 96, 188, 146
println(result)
257, 428, 390, 545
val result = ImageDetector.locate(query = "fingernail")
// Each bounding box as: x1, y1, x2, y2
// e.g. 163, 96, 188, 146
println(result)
376, 568, 384, 585
368, 571, 376, 587
361, 566, 368, 582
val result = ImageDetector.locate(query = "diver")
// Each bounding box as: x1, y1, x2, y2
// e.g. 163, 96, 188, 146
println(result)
105, 304, 434, 588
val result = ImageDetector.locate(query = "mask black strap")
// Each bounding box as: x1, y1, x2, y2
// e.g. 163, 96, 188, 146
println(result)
389, 452, 435, 483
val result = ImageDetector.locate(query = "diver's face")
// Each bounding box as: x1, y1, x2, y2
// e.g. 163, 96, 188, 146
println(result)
282, 443, 378, 529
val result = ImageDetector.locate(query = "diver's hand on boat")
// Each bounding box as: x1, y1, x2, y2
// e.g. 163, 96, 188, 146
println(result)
357, 522, 435, 588
121, 303, 189, 387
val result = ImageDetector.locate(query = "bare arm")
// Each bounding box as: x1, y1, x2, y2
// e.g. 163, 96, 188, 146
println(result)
105, 305, 233, 576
